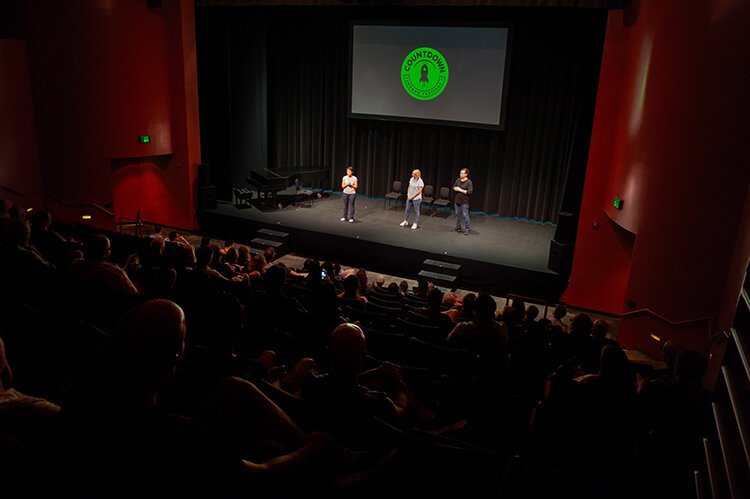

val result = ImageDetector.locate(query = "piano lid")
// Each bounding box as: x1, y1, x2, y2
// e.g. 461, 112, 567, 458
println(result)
246, 169, 289, 190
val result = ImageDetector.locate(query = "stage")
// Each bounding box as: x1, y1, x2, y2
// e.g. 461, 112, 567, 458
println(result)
198, 193, 569, 300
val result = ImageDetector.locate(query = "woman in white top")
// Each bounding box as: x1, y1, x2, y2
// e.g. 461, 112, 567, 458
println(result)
400, 169, 424, 229
340, 166, 358, 222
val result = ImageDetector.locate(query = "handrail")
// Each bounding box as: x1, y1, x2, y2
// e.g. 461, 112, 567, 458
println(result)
0, 186, 117, 219
510, 291, 713, 330
506, 293, 551, 318
721, 366, 750, 474
623, 308, 726, 344
694, 470, 704, 499
506, 293, 551, 307
703, 437, 721, 499
117, 215, 144, 236
43, 191, 114, 218
620, 307, 714, 328
731, 329, 750, 384
712, 402, 739, 499
0, 184, 34, 198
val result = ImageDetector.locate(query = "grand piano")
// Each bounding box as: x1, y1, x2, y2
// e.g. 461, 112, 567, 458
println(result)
246, 166, 330, 209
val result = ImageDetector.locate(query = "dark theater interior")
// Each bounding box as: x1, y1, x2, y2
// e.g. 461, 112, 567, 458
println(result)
1, 1, 749, 498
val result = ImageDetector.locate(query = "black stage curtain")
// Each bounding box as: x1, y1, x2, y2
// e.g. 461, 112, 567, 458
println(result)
197, 6, 606, 224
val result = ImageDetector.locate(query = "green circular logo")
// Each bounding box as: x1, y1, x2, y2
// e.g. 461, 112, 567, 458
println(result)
401, 47, 449, 101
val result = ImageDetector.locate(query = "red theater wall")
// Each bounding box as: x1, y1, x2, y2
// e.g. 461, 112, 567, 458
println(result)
24, 0, 199, 229
565, 1, 750, 361
0, 40, 42, 207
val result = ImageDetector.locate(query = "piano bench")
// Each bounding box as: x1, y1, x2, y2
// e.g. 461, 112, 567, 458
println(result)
234, 187, 253, 206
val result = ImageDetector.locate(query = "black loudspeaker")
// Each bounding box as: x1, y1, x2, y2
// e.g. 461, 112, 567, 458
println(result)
198, 185, 217, 210
197, 163, 212, 187
553, 212, 576, 245
548, 240, 574, 274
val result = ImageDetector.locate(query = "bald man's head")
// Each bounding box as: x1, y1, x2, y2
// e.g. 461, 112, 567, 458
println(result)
85, 234, 111, 261
114, 299, 186, 390
327, 323, 366, 381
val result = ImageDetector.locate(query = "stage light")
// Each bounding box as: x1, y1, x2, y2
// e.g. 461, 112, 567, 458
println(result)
650, 333, 661, 342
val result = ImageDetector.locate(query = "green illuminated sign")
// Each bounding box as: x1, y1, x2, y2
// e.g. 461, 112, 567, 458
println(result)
401, 47, 449, 101
613, 196, 623, 210
138, 135, 151, 144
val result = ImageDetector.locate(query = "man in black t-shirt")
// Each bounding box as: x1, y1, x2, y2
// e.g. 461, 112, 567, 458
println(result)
453, 168, 473, 234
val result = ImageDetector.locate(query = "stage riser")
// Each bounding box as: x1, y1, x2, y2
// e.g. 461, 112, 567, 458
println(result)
199, 210, 568, 300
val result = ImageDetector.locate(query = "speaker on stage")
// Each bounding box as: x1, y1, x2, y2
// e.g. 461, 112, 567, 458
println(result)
553, 211, 576, 245
198, 185, 217, 210
198, 163, 212, 187
548, 239, 574, 274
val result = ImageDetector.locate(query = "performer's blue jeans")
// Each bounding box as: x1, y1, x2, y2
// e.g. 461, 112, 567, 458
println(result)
455, 203, 470, 230
342, 193, 356, 219
404, 198, 421, 224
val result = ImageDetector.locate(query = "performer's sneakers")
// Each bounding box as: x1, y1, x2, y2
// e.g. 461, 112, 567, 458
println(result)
349, 219, 354, 223
454, 227, 463, 232
340, 217, 346, 221
400, 220, 409, 227
411, 223, 418, 230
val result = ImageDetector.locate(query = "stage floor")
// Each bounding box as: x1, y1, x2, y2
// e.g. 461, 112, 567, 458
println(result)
199, 193, 568, 300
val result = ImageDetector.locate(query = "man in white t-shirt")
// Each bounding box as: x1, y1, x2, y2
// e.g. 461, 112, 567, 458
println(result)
400, 169, 424, 230
340, 166, 358, 222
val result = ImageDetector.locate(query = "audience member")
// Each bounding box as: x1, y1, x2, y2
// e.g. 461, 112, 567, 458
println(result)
303, 323, 434, 443
71, 234, 139, 295
0, 337, 60, 453
30, 210, 78, 268
447, 292, 509, 361
219, 238, 235, 255
410, 277, 431, 298
522, 304, 548, 339
550, 303, 569, 332
58, 299, 345, 498
366, 274, 385, 295
194, 245, 232, 282
637, 349, 710, 498
355, 268, 369, 296
237, 245, 252, 271
550, 312, 596, 372
167, 231, 190, 246
411, 287, 455, 336
263, 245, 277, 264
637, 339, 685, 393
338, 274, 367, 308
575, 343, 635, 396
387, 281, 403, 296
0, 219, 56, 301
8, 204, 26, 222
445, 292, 476, 323
148, 224, 164, 240
248, 253, 268, 277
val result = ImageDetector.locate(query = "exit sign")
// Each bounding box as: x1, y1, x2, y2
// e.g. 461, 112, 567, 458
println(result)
138, 135, 151, 144
613, 196, 623, 210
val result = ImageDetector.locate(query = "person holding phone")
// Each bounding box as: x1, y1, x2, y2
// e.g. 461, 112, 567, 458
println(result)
340, 166, 358, 223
